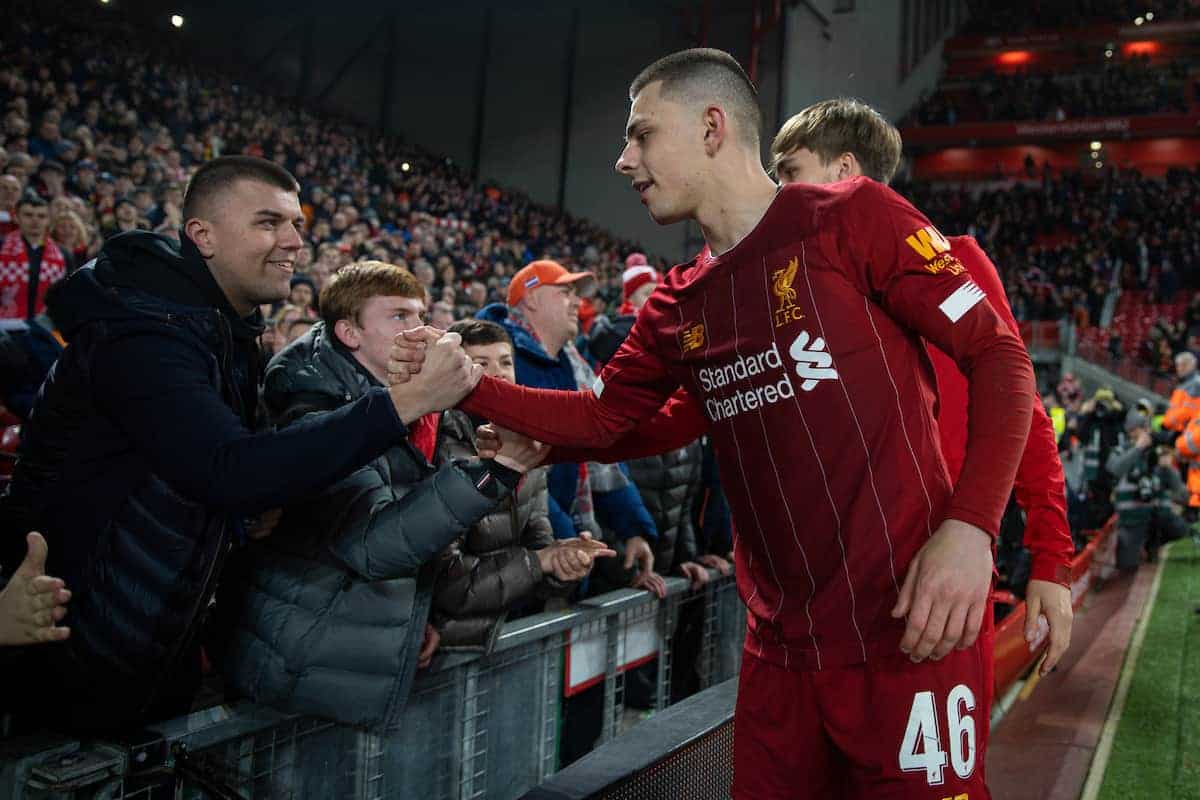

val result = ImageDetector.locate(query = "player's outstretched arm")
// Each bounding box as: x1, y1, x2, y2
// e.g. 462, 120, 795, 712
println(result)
548, 389, 707, 464
456, 375, 634, 448
476, 391, 706, 465
389, 320, 681, 448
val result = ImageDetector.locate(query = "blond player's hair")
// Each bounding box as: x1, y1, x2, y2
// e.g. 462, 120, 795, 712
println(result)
770, 98, 902, 184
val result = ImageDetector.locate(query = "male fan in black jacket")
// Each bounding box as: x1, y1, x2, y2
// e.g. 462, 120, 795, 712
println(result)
0, 156, 481, 733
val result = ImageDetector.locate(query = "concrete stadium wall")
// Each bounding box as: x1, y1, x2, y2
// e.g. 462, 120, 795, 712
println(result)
781, 0, 964, 149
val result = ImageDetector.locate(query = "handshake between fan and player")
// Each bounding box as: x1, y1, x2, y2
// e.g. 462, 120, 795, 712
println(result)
384, 325, 543, 472
386, 326, 1005, 666
385, 325, 616, 583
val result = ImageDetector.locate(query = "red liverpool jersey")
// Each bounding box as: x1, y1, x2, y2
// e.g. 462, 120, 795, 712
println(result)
552, 232, 1073, 587
462, 178, 1035, 671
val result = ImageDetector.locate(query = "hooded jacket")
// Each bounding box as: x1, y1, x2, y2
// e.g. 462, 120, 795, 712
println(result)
0, 231, 407, 711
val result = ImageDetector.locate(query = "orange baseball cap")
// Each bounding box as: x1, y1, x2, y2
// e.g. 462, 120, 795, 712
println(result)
507, 259, 596, 307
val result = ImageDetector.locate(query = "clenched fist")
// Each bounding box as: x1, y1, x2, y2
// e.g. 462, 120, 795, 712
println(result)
387, 325, 442, 385
387, 330, 481, 423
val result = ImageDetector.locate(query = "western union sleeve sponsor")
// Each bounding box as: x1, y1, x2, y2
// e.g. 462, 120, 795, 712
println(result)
905, 225, 951, 260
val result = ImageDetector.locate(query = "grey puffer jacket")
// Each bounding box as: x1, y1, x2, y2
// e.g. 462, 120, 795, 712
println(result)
626, 441, 702, 574
430, 410, 573, 653
224, 323, 518, 731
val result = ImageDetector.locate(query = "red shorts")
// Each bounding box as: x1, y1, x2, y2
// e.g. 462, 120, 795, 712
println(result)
732, 630, 993, 800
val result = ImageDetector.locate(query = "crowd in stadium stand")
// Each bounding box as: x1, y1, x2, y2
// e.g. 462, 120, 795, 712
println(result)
897, 166, 1200, 325
0, 8, 651, 340
909, 55, 1192, 126
962, 0, 1200, 34
1134, 295, 1200, 375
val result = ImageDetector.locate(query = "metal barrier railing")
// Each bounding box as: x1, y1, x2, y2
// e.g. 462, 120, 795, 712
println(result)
0, 573, 745, 800
519, 679, 737, 800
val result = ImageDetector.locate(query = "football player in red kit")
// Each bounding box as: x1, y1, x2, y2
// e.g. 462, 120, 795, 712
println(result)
393, 51, 1035, 798
547, 99, 1076, 688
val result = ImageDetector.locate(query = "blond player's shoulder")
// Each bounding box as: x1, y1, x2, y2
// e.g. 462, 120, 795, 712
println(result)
948, 233, 984, 257
788, 176, 892, 218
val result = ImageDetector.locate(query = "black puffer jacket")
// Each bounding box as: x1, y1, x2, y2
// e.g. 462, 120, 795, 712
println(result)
430, 410, 572, 652
626, 441, 703, 574
0, 232, 406, 720
224, 324, 519, 731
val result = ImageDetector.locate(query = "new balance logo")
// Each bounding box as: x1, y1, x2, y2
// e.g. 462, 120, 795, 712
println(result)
789, 331, 838, 392
905, 225, 951, 261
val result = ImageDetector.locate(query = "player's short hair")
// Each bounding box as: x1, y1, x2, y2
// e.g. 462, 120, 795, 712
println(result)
770, 98, 902, 185
182, 155, 299, 221
320, 260, 424, 330
449, 319, 512, 349
629, 48, 761, 146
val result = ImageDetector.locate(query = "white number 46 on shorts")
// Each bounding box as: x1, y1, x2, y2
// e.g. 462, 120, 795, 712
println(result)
898, 684, 977, 786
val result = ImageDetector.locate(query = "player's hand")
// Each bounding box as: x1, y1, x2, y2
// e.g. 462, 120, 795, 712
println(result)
678, 561, 710, 590
483, 424, 548, 473
0, 532, 71, 647
891, 519, 993, 663
387, 331, 481, 423
387, 325, 446, 384
417, 624, 440, 669
475, 424, 501, 459
1025, 578, 1073, 675
698, 553, 732, 575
